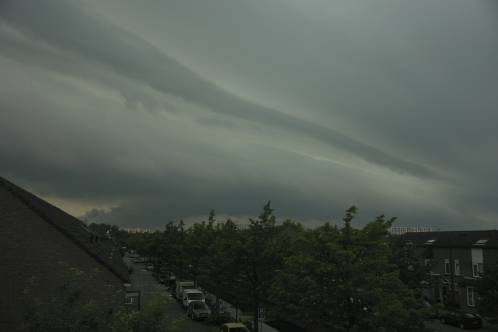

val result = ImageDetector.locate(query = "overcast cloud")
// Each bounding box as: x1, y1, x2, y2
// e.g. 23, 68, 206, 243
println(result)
1, 0, 497, 229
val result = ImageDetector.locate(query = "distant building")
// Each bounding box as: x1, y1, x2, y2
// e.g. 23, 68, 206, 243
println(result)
401, 231, 498, 311
0, 176, 130, 330
123, 227, 155, 233
389, 225, 438, 235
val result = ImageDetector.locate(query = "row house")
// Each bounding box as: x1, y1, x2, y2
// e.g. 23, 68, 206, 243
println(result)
402, 231, 498, 312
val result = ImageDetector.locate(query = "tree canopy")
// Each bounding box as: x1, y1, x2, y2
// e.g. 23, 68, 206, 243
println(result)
114, 204, 430, 332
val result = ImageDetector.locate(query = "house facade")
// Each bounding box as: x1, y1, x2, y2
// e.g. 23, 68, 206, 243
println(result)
0, 176, 130, 331
402, 231, 498, 312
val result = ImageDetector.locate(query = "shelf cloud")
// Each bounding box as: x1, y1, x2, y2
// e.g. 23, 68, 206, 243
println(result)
1, 0, 497, 229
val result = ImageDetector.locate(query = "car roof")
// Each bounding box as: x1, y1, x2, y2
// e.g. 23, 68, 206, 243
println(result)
183, 289, 202, 294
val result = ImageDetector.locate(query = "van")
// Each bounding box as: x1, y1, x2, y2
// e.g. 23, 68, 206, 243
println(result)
182, 289, 205, 309
175, 280, 195, 301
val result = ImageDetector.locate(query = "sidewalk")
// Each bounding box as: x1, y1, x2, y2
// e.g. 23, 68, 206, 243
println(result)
203, 292, 279, 332
426, 319, 498, 332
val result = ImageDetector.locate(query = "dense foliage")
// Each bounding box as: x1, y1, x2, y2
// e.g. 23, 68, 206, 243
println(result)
22, 266, 181, 332
110, 203, 430, 331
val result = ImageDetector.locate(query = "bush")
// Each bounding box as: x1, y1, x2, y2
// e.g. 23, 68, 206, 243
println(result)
129, 294, 182, 332
21, 267, 181, 332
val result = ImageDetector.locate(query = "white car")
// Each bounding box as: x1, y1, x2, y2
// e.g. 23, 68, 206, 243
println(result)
182, 289, 205, 309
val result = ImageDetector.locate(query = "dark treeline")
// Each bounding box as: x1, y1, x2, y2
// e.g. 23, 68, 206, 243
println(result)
93, 202, 437, 332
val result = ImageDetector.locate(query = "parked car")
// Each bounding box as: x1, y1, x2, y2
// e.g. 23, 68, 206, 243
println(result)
182, 289, 205, 309
219, 322, 250, 332
175, 280, 195, 301
146, 264, 154, 271
187, 300, 211, 320
440, 311, 482, 329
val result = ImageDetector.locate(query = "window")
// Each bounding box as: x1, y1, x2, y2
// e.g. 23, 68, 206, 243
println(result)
454, 259, 460, 275
444, 259, 450, 274
188, 293, 203, 300
467, 287, 475, 307
474, 239, 488, 246
472, 248, 483, 277
473, 263, 484, 277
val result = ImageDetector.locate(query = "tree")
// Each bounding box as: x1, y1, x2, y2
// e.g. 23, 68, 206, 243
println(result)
208, 209, 216, 223
237, 201, 282, 332
160, 222, 186, 274
271, 208, 429, 332
183, 214, 217, 286
200, 218, 245, 319
390, 236, 429, 292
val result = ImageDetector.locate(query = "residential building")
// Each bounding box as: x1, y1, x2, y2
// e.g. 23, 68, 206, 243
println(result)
0, 176, 130, 330
389, 225, 438, 235
401, 231, 498, 311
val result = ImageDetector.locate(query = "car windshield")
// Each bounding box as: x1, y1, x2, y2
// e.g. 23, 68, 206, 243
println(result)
188, 293, 203, 300
464, 313, 476, 318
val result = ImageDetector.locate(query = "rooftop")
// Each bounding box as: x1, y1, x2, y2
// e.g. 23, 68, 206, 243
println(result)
401, 230, 498, 249
0, 176, 130, 283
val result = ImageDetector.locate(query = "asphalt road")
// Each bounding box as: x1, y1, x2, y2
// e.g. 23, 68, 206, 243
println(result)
426, 319, 496, 332
124, 255, 214, 332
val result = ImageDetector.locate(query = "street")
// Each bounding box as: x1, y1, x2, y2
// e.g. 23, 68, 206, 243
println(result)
124, 254, 279, 332
426, 319, 496, 332
124, 255, 213, 332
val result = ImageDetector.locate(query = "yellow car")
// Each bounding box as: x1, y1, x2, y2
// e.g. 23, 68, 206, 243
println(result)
219, 322, 250, 332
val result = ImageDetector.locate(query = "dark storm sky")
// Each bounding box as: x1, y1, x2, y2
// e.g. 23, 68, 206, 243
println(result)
1, 0, 497, 229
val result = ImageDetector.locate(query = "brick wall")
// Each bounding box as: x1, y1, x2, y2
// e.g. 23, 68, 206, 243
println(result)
484, 249, 498, 269
419, 246, 498, 312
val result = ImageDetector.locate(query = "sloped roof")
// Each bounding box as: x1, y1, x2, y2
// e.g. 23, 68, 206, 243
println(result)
0, 176, 130, 283
401, 230, 498, 249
